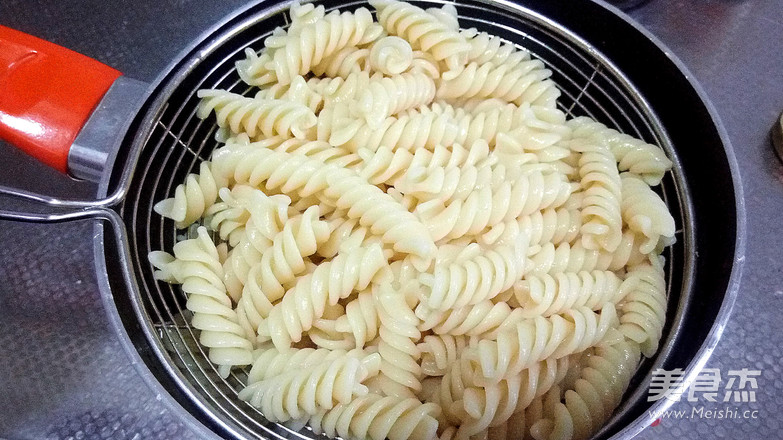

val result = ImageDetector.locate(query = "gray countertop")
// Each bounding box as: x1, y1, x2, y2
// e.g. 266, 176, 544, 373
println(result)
1, 0, 782, 439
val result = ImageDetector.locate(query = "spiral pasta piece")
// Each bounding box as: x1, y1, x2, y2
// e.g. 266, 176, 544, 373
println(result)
459, 28, 531, 70
617, 261, 667, 357
309, 303, 356, 348
528, 340, 640, 440
269, 137, 361, 169
458, 355, 570, 438
258, 243, 389, 351
415, 171, 573, 241
224, 256, 261, 315
323, 101, 539, 152
426, 4, 459, 31
418, 238, 527, 311
436, 356, 481, 426
481, 194, 579, 251
254, 205, 330, 303
236, 264, 274, 340
236, 48, 277, 87
413, 139, 491, 169
326, 289, 377, 347
358, 141, 490, 188
309, 71, 374, 107
216, 142, 435, 262
320, 105, 459, 151
472, 217, 527, 250
460, 355, 571, 439
268, 8, 384, 85
222, 190, 291, 303
202, 186, 251, 247
310, 325, 360, 350
357, 146, 415, 186
222, 135, 355, 175
212, 140, 348, 199
255, 75, 326, 114
246, 346, 350, 384
437, 60, 560, 108
620, 173, 676, 254
319, 212, 371, 258
518, 206, 582, 247
525, 229, 647, 274
312, 46, 371, 78
513, 271, 623, 317
568, 116, 672, 186
356, 71, 437, 127
197, 89, 317, 139
263, 17, 319, 51
153, 161, 225, 229
369, 36, 414, 75
239, 354, 382, 421
288, 1, 327, 34
452, 98, 505, 116
468, 304, 617, 383
408, 50, 441, 78
149, 227, 254, 373
458, 373, 523, 438
371, 0, 469, 71
253, 81, 291, 100
416, 300, 525, 340
494, 119, 572, 171
418, 335, 471, 376
374, 282, 424, 397
324, 171, 436, 264
397, 161, 496, 205
309, 393, 441, 440
421, 102, 554, 148
567, 135, 623, 253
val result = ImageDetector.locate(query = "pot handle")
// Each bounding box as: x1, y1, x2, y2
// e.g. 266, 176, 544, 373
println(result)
0, 25, 122, 174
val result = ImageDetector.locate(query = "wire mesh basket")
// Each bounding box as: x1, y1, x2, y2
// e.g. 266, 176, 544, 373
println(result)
97, 0, 739, 438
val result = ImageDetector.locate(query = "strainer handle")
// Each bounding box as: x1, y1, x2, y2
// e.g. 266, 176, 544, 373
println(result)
0, 26, 148, 183
0, 26, 150, 221
0, 26, 121, 173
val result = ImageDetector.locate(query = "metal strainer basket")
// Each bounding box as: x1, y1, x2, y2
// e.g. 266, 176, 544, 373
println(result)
0, 0, 743, 439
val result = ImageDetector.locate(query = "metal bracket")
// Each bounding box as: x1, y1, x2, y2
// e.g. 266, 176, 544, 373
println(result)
68, 76, 149, 182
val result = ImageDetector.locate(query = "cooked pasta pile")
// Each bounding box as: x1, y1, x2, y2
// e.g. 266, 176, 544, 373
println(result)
148, 1, 675, 439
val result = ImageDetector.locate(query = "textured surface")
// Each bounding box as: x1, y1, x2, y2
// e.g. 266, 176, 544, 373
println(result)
0, 0, 782, 439
631, 1, 783, 437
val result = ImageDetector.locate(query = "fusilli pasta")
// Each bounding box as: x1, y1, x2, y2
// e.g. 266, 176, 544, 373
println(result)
437, 60, 560, 108
239, 353, 381, 421
309, 394, 441, 440
197, 89, 317, 139
258, 243, 388, 350
371, 0, 469, 71
620, 173, 676, 254
268, 7, 383, 85
369, 35, 414, 75
468, 304, 618, 383
149, 227, 254, 375
150, 2, 677, 439
373, 282, 424, 396
154, 161, 225, 229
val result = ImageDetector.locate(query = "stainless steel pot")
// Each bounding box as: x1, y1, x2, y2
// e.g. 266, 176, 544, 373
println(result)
0, 0, 745, 439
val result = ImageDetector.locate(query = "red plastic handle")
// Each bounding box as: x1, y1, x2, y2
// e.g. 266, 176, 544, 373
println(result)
0, 26, 121, 173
